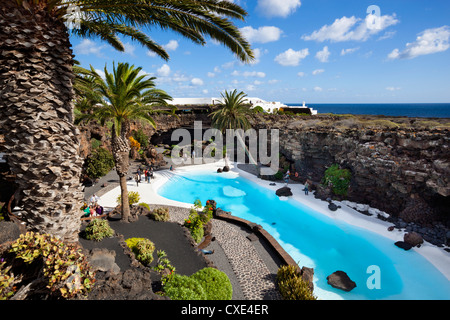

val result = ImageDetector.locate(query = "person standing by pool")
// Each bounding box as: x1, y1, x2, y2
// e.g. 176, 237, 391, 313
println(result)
304, 181, 309, 195
135, 173, 140, 187
284, 170, 290, 186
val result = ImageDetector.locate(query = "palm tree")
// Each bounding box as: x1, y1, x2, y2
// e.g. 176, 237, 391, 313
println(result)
76, 62, 172, 222
210, 89, 257, 166
0, 0, 254, 242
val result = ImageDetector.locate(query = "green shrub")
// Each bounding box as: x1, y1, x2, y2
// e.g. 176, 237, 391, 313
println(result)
90, 138, 102, 150
184, 208, 204, 243
85, 147, 115, 179
164, 274, 207, 300
151, 207, 170, 222
138, 202, 150, 210
83, 219, 114, 241
1, 232, 95, 299
153, 250, 176, 285
125, 238, 155, 265
277, 265, 316, 300
116, 191, 140, 207
191, 267, 232, 300
132, 129, 149, 150
322, 164, 351, 196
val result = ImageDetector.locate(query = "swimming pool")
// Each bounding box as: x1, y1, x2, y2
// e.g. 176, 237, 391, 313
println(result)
158, 168, 450, 300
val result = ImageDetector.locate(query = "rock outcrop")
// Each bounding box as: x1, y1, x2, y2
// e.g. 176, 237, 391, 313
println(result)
326, 270, 357, 292
249, 115, 450, 228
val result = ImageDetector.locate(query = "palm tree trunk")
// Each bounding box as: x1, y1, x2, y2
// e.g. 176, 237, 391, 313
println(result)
0, 3, 84, 242
111, 123, 131, 222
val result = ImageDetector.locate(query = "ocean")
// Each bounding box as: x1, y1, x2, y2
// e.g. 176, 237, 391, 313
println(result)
285, 103, 450, 118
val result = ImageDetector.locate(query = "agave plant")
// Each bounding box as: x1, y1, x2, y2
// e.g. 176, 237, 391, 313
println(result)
0, 0, 254, 241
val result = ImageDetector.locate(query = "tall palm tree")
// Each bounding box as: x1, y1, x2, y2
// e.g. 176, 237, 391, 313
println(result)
0, 0, 254, 242
76, 62, 172, 222
210, 89, 257, 166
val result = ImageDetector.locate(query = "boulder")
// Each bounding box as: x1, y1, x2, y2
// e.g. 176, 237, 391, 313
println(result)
326, 271, 356, 292
222, 166, 230, 172
87, 248, 120, 274
217, 168, 223, 173
300, 266, 314, 292
276, 187, 292, 197
395, 241, 412, 251
0, 221, 22, 245
404, 232, 423, 247
328, 202, 340, 211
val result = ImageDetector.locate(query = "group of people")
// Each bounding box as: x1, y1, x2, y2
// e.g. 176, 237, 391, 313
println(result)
284, 170, 309, 195
135, 166, 154, 186
81, 194, 104, 218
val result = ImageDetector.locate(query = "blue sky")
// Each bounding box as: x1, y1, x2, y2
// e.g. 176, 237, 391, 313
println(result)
70, 0, 450, 104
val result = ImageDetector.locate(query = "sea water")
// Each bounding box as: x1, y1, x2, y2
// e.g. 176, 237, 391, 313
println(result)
286, 103, 450, 118
158, 170, 450, 300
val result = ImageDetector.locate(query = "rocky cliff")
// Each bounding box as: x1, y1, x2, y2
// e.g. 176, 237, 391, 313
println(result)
249, 114, 450, 228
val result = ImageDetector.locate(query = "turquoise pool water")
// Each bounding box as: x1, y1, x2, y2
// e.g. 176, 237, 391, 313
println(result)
158, 170, 450, 300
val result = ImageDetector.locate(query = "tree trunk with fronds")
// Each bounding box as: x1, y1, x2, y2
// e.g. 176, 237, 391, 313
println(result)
111, 122, 131, 222
0, 2, 84, 242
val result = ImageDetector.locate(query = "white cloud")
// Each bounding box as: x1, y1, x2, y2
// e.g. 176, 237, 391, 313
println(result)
378, 31, 396, 41
94, 69, 106, 79
312, 69, 325, 75
268, 79, 280, 84
315, 46, 330, 62
274, 48, 309, 66
122, 42, 136, 56
249, 48, 268, 65
207, 72, 215, 78
313, 86, 323, 92
74, 39, 105, 56
302, 14, 399, 42
191, 78, 204, 86
388, 26, 450, 60
157, 64, 171, 77
146, 51, 157, 58
297, 72, 306, 77
386, 86, 401, 91
164, 40, 179, 51
239, 26, 283, 44
341, 47, 360, 56
257, 0, 301, 18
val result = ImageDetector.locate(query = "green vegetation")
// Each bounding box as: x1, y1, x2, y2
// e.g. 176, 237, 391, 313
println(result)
117, 191, 141, 207
183, 199, 214, 243
164, 267, 232, 300
164, 273, 207, 300
83, 219, 114, 241
210, 89, 252, 132
125, 238, 156, 266
150, 207, 170, 222
1, 232, 95, 300
153, 250, 176, 285
322, 164, 352, 196
138, 202, 150, 211
132, 129, 150, 150
190, 267, 233, 300
85, 147, 115, 179
277, 265, 316, 300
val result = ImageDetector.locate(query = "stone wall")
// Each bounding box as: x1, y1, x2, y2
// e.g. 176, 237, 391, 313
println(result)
249, 115, 450, 226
